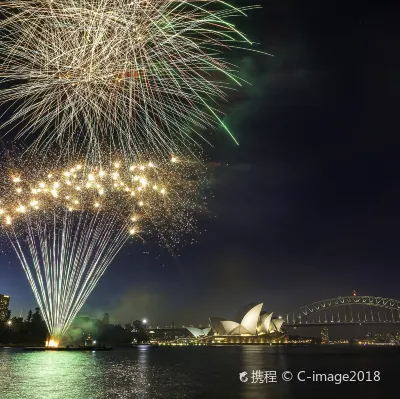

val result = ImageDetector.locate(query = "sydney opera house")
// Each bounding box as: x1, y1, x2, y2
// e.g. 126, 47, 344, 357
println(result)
187, 303, 287, 344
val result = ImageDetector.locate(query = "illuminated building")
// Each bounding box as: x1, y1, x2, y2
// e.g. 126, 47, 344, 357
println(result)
186, 327, 211, 338
209, 318, 226, 335
0, 294, 10, 322
209, 303, 287, 344
321, 326, 329, 343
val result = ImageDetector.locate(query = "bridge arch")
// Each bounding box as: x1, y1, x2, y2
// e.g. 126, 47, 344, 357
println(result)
284, 296, 400, 326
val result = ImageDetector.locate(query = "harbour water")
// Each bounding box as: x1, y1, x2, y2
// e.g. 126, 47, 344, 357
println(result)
0, 345, 397, 398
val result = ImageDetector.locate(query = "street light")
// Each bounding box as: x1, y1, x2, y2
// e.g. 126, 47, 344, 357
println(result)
142, 319, 147, 324
7, 320, 12, 326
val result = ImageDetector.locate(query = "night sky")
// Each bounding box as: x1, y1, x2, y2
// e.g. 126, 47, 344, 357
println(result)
1, 1, 400, 326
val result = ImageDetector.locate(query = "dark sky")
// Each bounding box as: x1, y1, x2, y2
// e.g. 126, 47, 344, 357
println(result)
1, 0, 400, 326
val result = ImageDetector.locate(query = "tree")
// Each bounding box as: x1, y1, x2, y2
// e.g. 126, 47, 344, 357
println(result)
26, 310, 32, 323
6, 310, 11, 320
30, 307, 47, 341
32, 307, 41, 324
102, 313, 110, 325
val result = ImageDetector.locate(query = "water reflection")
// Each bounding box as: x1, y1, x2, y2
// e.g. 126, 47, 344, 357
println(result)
0, 347, 185, 399
240, 346, 291, 399
0, 348, 13, 395
1, 349, 101, 399
1, 346, 397, 398
101, 345, 151, 398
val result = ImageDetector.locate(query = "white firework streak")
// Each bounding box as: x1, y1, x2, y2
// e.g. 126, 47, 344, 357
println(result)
6, 210, 130, 339
0, 0, 262, 160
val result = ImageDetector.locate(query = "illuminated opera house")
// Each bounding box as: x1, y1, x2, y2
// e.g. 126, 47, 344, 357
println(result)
208, 303, 287, 344
185, 303, 286, 344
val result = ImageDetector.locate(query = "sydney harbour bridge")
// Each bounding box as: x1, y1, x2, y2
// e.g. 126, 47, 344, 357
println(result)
283, 295, 400, 327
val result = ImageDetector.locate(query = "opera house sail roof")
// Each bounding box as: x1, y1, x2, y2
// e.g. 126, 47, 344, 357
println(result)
209, 303, 284, 336
186, 327, 211, 338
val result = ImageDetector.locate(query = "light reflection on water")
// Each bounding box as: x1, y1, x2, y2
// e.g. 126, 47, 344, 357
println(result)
239, 345, 291, 398
1, 349, 100, 398
0, 345, 397, 398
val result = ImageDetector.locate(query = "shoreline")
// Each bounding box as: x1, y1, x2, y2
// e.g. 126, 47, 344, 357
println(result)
3, 343, 400, 349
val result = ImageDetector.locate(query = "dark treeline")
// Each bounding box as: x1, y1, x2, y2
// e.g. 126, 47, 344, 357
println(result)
0, 310, 133, 346
0, 308, 47, 345
65, 316, 133, 345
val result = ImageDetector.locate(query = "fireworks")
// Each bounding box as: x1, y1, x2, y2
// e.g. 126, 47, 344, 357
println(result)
0, 0, 253, 345
1, 158, 177, 229
0, 0, 260, 160
0, 156, 206, 340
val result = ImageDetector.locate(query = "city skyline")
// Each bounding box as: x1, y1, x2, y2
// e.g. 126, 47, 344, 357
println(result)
5, 291, 400, 337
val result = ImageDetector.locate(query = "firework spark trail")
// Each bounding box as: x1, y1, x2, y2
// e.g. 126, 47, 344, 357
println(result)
6, 210, 130, 338
0, 0, 262, 161
0, 157, 206, 341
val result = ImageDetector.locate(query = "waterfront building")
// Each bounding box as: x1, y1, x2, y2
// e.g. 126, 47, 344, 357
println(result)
209, 303, 287, 344
0, 294, 10, 322
186, 327, 211, 338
